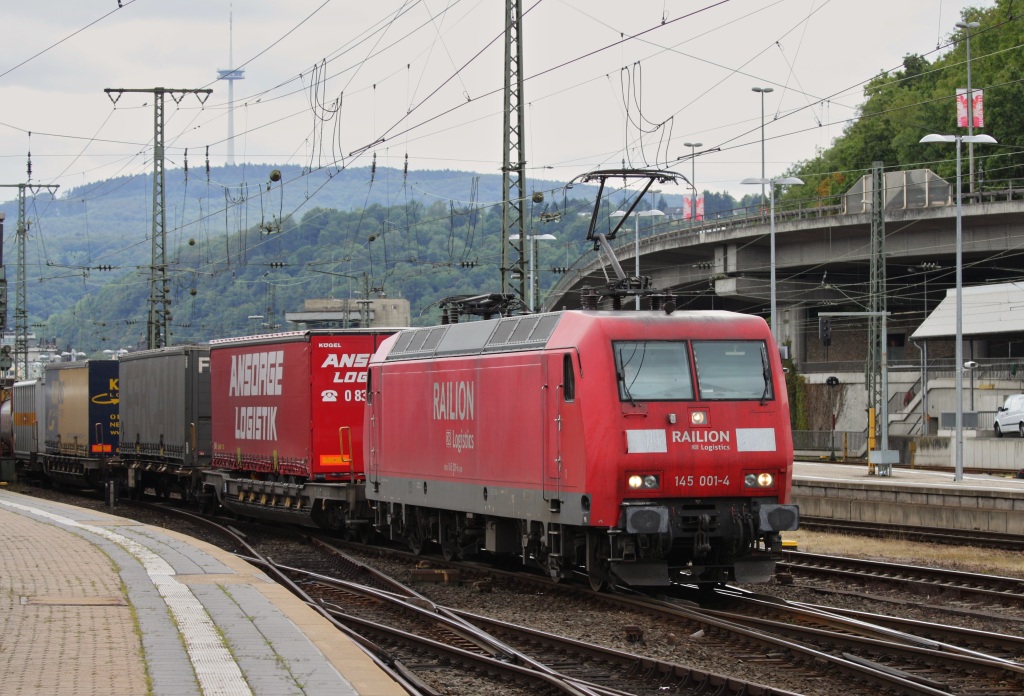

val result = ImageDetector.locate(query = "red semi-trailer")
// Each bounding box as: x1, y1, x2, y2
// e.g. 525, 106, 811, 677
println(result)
366, 310, 799, 588
203, 329, 394, 530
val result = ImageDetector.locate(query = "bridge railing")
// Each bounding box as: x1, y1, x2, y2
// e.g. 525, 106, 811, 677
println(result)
557, 175, 1024, 282
572, 198, 845, 276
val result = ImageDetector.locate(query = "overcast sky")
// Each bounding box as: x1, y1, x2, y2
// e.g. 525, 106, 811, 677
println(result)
0, 0, 993, 205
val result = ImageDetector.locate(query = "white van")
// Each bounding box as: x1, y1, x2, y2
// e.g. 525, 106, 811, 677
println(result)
994, 394, 1024, 437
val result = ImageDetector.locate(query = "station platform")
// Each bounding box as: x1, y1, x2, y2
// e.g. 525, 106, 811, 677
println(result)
792, 460, 1024, 535
0, 489, 407, 696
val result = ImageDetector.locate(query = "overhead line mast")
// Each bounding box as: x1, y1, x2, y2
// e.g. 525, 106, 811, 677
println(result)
104, 87, 212, 349
0, 174, 59, 379
501, 0, 527, 302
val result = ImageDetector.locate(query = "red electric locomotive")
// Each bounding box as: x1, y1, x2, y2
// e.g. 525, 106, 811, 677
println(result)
365, 309, 799, 588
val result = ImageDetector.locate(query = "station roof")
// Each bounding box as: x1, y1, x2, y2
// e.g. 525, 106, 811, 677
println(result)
912, 282, 1024, 339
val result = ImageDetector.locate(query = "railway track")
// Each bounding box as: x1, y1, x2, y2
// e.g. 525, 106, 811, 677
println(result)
313, 538, 1024, 695
157, 505, 799, 696
702, 589, 1024, 694
778, 549, 1024, 610
799, 516, 1024, 550
21, 487, 1024, 695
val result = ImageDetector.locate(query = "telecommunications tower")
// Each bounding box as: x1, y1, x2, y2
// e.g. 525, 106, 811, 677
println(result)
216, 6, 245, 166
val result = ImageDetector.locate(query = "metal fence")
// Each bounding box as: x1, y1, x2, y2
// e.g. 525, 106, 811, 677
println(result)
792, 430, 867, 457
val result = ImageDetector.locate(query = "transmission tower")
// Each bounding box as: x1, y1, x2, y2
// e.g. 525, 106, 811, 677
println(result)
217, 6, 245, 166
501, 0, 527, 301
105, 87, 212, 349
0, 181, 58, 379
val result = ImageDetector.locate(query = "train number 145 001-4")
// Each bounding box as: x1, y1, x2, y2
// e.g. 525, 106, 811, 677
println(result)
675, 475, 730, 487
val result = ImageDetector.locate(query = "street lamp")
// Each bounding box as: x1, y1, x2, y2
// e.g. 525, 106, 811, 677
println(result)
683, 141, 702, 224
752, 86, 774, 207
956, 20, 981, 193
509, 233, 557, 312
918, 131, 997, 481
610, 209, 665, 309
247, 314, 264, 334
740, 175, 804, 346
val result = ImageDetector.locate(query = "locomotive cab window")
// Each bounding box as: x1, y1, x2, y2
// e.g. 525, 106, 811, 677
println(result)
692, 341, 773, 401
562, 353, 576, 402
613, 341, 694, 401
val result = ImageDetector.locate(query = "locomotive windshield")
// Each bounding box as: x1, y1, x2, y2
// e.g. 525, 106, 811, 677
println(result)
614, 341, 694, 401
692, 341, 773, 401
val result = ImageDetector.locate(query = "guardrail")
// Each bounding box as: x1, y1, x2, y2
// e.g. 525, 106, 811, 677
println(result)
554, 175, 1024, 284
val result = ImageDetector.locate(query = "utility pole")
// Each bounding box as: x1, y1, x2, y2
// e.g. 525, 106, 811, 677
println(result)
501, 0, 527, 303
866, 162, 886, 449
105, 87, 212, 349
0, 180, 59, 379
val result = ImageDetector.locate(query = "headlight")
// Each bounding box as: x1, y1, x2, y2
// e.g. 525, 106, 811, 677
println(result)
745, 472, 775, 488
627, 474, 660, 490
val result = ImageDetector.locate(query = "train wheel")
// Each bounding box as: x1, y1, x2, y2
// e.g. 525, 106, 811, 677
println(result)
587, 532, 612, 592
439, 512, 459, 561
408, 532, 426, 555
547, 556, 565, 583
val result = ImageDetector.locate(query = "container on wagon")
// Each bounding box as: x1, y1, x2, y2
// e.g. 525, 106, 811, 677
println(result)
12, 380, 46, 468
43, 360, 120, 487
119, 345, 212, 496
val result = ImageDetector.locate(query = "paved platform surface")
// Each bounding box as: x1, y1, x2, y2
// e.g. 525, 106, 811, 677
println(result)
794, 460, 1024, 492
792, 460, 1024, 534
0, 489, 408, 696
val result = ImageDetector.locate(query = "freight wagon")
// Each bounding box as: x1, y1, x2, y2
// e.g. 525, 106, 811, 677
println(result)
201, 329, 395, 531
11, 379, 45, 474
120, 345, 212, 500
42, 360, 120, 488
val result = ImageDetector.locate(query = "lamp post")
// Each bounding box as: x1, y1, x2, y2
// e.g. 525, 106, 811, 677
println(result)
956, 20, 981, 193
610, 209, 665, 309
509, 233, 557, 312
683, 141, 702, 224
919, 132, 997, 481
752, 86, 774, 207
740, 175, 804, 346
247, 314, 264, 335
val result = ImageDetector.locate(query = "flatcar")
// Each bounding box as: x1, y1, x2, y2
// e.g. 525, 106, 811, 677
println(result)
365, 309, 799, 588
